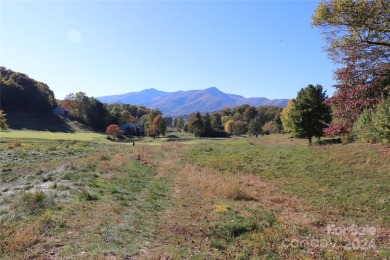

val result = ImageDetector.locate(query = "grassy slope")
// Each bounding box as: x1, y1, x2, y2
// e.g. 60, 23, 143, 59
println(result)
0, 130, 107, 142
0, 133, 388, 259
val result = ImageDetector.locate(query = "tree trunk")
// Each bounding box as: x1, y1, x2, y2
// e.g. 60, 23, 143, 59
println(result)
308, 136, 312, 145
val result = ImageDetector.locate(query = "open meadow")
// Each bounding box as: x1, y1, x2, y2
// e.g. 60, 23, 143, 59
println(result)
0, 131, 389, 259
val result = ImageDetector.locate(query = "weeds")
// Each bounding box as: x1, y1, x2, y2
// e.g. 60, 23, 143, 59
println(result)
7, 140, 21, 149
79, 189, 99, 201
19, 190, 54, 214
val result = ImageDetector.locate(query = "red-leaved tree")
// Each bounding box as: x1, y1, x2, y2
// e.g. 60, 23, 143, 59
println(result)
106, 124, 124, 141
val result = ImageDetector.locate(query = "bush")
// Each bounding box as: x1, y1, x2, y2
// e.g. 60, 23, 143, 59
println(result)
80, 189, 99, 201
373, 98, 390, 144
353, 98, 390, 144
353, 109, 379, 143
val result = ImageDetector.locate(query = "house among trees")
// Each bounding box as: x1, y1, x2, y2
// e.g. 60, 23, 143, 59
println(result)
121, 123, 144, 136
53, 107, 69, 117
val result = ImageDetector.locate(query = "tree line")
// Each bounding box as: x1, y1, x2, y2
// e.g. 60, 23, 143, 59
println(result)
181, 105, 283, 138
0, 67, 56, 113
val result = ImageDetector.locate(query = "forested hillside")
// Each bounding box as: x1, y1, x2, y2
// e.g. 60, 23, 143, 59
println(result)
0, 67, 56, 113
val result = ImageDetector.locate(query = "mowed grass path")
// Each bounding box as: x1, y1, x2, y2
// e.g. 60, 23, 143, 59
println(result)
0, 130, 107, 142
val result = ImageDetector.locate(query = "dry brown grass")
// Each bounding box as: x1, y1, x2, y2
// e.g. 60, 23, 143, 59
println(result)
7, 140, 22, 149
0, 214, 52, 254
183, 165, 256, 201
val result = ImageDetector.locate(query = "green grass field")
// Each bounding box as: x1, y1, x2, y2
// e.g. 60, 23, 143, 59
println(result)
0, 131, 388, 259
0, 130, 107, 142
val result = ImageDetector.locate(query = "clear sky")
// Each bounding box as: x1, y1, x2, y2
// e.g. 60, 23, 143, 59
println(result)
1, 0, 336, 100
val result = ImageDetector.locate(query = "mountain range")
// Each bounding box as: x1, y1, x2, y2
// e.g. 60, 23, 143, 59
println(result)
98, 87, 289, 116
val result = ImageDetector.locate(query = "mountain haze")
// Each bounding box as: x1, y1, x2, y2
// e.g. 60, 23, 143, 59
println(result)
98, 87, 289, 116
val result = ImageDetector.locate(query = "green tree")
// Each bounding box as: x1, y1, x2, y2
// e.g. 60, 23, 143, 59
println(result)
176, 116, 185, 132
211, 113, 222, 129
171, 118, 177, 128
164, 117, 173, 128
233, 120, 247, 136
353, 109, 378, 143
0, 110, 8, 130
119, 110, 132, 125
221, 115, 231, 126
248, 118, 262, 137
373, 97, 390, 143
189, 112, 205, 137
202, 113, 212, 135
290, 84, 332, 145
243, 106, 257, 123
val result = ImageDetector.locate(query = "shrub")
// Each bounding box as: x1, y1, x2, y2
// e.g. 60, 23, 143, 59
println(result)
373, 98, 390, 144
211, 239, 227, 250
353, 98, 390, 144
80, 189, 99, 201
353, 109, 379, 143
20, 190, 53, 214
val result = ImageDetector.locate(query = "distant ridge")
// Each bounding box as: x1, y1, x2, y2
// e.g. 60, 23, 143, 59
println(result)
98, 87, 289, 116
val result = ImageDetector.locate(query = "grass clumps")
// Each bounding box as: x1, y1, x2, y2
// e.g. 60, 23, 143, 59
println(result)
79, 189, 99, 201
19, 190, 54, 214
225, 181, 255, 201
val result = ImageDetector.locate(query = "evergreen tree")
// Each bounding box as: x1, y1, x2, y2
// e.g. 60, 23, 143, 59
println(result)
202, 113, 212, 135
189, 112, 205, 137
290, 84, 332, 145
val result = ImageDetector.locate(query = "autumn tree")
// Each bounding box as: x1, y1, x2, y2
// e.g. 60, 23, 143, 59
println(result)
313, 0, 390, 137
152, 115, 166, 137
224, 120, 235, 136
144, 109, 163, 137
106, 124, 124, 141
262, 121, 279, 135
290, 85, 332, 145
0, 110, 8, 130
280, 100, 295, 133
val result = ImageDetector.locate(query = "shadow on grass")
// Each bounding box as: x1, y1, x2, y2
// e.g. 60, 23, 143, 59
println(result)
7, 113, 87, 133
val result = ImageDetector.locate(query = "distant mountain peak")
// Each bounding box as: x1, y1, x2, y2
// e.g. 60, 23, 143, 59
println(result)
98, 88, 289, 116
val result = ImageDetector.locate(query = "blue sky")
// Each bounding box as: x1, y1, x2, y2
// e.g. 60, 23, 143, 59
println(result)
1, 0, 336, 100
